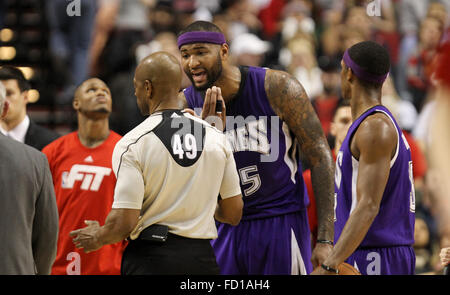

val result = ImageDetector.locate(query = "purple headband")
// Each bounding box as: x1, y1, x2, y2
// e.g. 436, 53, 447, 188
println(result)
343, 49, 388, 84
177, 31, 226, 48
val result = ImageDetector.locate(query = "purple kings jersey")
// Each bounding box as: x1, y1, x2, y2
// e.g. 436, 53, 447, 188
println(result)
334, 105, 415, 247
184, 66, 309, 220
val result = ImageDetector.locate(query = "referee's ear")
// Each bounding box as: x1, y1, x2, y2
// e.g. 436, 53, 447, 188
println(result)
144, 79, 152, 100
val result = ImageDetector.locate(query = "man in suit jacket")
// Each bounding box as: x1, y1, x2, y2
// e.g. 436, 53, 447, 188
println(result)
0, 81, 59, 274
0, 66, 59, 150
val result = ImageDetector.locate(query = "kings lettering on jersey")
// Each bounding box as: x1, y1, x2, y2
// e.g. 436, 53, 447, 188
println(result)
225, 115, 280, 163
190, 109, 280, 163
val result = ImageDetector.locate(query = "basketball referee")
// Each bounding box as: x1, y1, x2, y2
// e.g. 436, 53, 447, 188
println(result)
70, 52, 243, 275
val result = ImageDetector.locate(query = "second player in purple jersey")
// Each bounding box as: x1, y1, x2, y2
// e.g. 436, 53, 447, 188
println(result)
313, 41, 415, 275
335, 105, 415, 248
335, 105, 415, 274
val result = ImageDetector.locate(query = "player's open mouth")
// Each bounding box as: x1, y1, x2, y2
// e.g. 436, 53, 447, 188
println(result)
191, 70, 207, 84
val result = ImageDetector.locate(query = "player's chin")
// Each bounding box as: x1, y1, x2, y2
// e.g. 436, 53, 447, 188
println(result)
188, 75, 211, 91
84, 107, 111, 119
94, 107, 111, 114
193, 81, 214, 92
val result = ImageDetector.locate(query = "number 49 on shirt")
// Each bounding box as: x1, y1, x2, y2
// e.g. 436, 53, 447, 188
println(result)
172, 133, 198, 160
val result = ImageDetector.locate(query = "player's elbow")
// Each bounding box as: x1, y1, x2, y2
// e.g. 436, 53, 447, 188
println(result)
362, 200, 380, 222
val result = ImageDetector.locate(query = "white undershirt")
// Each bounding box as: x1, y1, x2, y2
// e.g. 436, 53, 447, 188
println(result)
0, 115, 30, 143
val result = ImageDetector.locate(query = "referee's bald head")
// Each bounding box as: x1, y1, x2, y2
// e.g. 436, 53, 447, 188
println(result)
135, 51, 182, 95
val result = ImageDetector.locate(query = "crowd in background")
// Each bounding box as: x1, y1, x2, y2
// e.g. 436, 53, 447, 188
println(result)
2, 0, 450, 274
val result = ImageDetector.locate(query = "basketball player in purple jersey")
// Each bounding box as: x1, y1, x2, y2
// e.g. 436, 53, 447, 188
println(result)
177, 21, 335, 275
313, 41, 415, 275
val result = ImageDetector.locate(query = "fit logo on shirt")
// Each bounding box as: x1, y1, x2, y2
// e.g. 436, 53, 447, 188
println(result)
61, 164, 111, 191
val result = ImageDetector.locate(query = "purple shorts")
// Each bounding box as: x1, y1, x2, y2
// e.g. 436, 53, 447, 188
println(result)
345, 246, 415, 275
211, 210, 313, 275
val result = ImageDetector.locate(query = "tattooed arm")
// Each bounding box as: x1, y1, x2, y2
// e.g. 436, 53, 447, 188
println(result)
178, 91, 189, 109
265, 69, 335, 267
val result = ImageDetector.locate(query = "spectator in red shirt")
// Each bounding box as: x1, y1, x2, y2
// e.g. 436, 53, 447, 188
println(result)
312, 58, 342, 136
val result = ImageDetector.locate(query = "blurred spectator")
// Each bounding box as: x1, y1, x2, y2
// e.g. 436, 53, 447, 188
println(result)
89, 0, 152, 80
258, 0, 285, 39
427, 2, 449, 29
328, 99, 351, 155
220, 0, 263, 40
406, 16, 444, 112
312, 58, 341, 136
382, 76, 427, 198
281, 36, 323, 99
340, 25, 367, 55
149, 1, 179, 34
46, 0, 98, 104
397, 0, 450, 100
280, 0, 315, 43
371, 0, 399, 88
382, 76, 418, 133
371, 0, 396, 33
212, 13, 232, 42
440, 247, 450, 267
88, 0, 154, 135
135, 31, 190, 88
230, 33, 271, 67
195, 0, 221, 15
413, 96, 436, 154
344, 5, 373, 41
315, 0, 345, 28
429, 40, 450, 248
317, 26, 343, 70
398, 0, 432, 39
414, 215, 438, 274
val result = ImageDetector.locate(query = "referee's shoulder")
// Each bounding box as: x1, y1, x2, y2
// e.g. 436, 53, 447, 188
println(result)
114, 119, 155, 152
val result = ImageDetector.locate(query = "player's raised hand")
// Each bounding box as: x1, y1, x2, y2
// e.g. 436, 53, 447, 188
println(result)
202, 86, 226, 131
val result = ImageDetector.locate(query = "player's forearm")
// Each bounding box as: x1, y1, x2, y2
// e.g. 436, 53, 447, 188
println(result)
310, 145, 335, 241
324, 200, 379, 268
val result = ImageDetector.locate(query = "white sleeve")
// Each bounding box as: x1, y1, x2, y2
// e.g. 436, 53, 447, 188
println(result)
219, 141, 242, 199
111, 142, 145, 209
